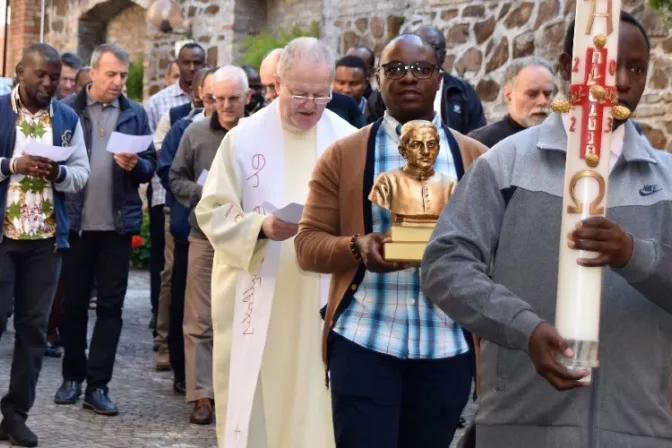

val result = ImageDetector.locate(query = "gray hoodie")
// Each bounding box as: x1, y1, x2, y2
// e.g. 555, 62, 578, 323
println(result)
422, 113, 672, 448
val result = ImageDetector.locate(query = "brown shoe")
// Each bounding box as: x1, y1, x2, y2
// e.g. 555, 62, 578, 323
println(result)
154, 348, 170, 371
190, 398, 213, 425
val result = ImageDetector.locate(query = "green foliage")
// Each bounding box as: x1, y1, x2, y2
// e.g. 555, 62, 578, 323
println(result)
239, 21, 321, 69
650, 0, 672, 26
127, 56, 144, 103
130, 210, 151, 269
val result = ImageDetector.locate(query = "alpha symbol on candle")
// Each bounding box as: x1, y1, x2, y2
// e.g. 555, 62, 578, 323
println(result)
585, 0, 614, 35
567, 170, 606, 215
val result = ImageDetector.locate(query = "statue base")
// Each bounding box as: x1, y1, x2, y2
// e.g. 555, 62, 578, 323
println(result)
383, 224, 434, 262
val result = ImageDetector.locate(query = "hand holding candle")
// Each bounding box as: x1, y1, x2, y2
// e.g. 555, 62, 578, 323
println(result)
568, 217, 633, 268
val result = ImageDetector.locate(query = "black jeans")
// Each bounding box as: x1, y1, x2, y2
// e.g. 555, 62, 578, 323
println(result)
0, 238, 61, 423
328, 332, 472, 448
60, 231, 131, 393
149, 205, 165, 316
168, 236, 188, 383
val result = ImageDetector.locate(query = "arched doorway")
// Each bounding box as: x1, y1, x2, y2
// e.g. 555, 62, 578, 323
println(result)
78, 0, 147, 64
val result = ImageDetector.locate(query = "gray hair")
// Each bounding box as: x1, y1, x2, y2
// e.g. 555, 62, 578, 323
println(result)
277, 37, 334, 78
212, 65, 249, 92
90, 43, 129, 69
503, 56, 554, 88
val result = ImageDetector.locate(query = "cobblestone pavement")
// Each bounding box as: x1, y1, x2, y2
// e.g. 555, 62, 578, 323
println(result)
0, 269, 475, 448
0, 270, 217, 448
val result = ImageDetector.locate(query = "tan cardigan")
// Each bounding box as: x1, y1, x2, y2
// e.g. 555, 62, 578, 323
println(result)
295, 121, 487, 365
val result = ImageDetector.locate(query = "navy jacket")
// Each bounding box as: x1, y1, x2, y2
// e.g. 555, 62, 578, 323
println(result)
157, 117, 193, 239
62, 88, 156, 235
169, 102, 192, 127
365, 72, 486, 135
0, 94, 84, 248
327, 92, 367, 128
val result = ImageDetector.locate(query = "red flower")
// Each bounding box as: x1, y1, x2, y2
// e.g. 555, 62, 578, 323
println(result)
131, 235, 145, 249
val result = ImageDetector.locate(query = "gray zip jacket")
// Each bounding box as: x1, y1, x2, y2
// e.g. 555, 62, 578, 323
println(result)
422, 113, 672, 448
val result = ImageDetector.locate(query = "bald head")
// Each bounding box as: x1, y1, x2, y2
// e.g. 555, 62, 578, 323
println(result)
381, 34, 439, 66
21, 43, 60, 67
260, 48, 282, 103
415, 25, 446, 67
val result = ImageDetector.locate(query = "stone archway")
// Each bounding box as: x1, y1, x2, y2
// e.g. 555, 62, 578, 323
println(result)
77, 0, 147, 63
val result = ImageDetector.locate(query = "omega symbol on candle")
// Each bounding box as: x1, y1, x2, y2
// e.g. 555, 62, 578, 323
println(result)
567, 170, 606, 215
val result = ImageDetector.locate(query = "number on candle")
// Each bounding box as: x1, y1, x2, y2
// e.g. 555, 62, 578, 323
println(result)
573, 57, 580, 73
609, 60, 616, 76
605, 117, 613, 133
569, 117, 576, 132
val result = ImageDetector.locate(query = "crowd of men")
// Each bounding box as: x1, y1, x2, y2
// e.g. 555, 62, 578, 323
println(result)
0, 9, 670, 448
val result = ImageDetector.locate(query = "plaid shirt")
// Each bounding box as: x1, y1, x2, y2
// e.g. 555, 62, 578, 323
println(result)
332, 112, 469, 360
144, 83, 190, 207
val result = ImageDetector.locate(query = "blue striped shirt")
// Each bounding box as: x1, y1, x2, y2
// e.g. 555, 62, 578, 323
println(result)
332, 112, 469, 360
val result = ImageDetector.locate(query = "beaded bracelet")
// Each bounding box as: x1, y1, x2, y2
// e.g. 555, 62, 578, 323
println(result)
350, 234, 362, 261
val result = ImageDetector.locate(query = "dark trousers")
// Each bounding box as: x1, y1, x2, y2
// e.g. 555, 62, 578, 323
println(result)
0, 238, 61, 423
47, 277, 64, 337
168, 236, 188, 383
60, 231, 131, 392
328, 332, 472, 448
149, 205, 165, 316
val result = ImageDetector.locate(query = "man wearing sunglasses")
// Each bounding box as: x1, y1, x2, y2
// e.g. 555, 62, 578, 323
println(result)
296, 33, 486, 447
365, 25, 486, 136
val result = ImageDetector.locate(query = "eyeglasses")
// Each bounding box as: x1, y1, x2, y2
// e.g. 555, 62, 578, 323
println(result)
379, 62, 439, 80
290, 90, 332, 105
202, 94, 215, 105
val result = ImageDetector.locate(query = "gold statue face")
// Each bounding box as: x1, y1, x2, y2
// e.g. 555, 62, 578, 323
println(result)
399, 121, 440, 172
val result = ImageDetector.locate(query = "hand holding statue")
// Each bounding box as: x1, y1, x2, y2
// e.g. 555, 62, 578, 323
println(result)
354, 233, 408, 273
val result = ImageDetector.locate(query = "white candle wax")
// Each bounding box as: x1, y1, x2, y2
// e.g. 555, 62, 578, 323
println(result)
555, 0, 623, 377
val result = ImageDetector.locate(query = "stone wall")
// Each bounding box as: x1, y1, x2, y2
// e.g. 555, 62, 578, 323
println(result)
107, 4, 147, 63
144, 0, 234, 98
265, 0, 323, 31
8, 0, 671, 149
324, 0, 672, 151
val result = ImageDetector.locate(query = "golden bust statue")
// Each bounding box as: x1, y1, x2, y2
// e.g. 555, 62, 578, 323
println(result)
368, 120, 457, 262
369, 120, 456, 227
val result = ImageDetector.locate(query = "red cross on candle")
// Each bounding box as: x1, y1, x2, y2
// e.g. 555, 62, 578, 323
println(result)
567, 36, 618, 167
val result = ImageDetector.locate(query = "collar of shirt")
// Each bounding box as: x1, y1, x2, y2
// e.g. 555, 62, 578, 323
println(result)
86, 85, 120, 109
358, 96, 367, 114
382, 110, 443, 143
560, 113, 624, 170
11, 84, 51, 118
433, 75, 444, 115
166, 82, 189, 99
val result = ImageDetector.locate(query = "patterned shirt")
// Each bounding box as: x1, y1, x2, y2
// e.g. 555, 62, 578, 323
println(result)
332, 112, 469, 360
144, 83, 191, 207
3, 86, 56, 240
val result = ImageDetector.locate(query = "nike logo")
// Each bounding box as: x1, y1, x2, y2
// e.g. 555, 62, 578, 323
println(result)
639, 184, 662, 196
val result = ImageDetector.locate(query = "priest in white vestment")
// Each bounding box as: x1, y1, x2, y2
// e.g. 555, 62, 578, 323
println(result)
195, 37, 356, 448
